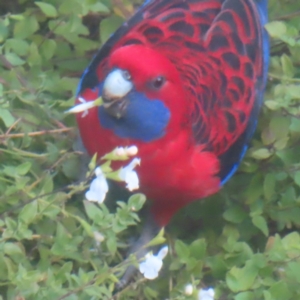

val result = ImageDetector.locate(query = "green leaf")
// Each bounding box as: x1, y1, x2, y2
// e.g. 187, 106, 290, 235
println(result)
175, 240, 190, 259
27, 42, 41, 66
100, 15, 124, 43
40, 39, 56, 60
269, 281, 292, 300
226, 261, 259, 293
106, 235, 117, 255
41, 175, 54, 194
252, 215, 269, 236
190, 239, 206, 260
128, 193, 146, 212
5, 52, 25, 66
281, 54, 294, 77
265, 21, 287, 38
89, 2, 110, 13
74, 215, 93, 237
263, 173, 276, 200
290, 118, 300, 132
235, 291, 256, 300
145, 228, 166, 247
19, 201, 38, 224
294, 171, 300, 187
282, 232, 300, 258
270, 116, 290, 140
223, 206, 247, 224
0, 254, 9, 280
0, 108, 15, 127
5, 38, 29, 56
0, 19, 9, 42
251, 148, 272, 160
4, 242, 24, 257
35, 2, 58, 17
83, 201, 104, 222
274, 137, 289, 150
59, 0, 83, 15
14, 16, 39, 39
286, 85, 300, 100
264, 100, 281, 110
62, 155, 80, 179
16, 162, 32, 175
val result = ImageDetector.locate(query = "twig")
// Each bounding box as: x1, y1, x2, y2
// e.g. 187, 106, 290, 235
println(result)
110, 278, 146, 300
5, 118, 22, 135
277, 10, 300, 20
0, 127, 74, 139
52, 119, 70, 129
0, 76, 9, 86
38, 19, 65, 48
57, 279, 97, 300
112, 0, 133, 19
268, 72, 300, 83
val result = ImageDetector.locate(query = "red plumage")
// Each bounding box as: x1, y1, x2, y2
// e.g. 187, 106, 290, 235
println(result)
75, 0, 268, 226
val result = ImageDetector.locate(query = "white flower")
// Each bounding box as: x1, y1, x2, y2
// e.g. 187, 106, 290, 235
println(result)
198, 288, 215, 300
185, 284, 194, 296
93, 231, 105, 246
65, 97, 102, 117
139, 246, 168, 280
119, 158, 141, 191
115, 147, 126, 157
85, 167, 109, 203
114, 145, 138, 157
126, 145, 138, 156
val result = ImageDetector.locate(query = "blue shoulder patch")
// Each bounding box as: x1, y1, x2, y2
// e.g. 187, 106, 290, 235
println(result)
98, 91, 171, 142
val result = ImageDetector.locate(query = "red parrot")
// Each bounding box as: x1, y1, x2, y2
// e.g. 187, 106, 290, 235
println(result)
74, 0, 269, 227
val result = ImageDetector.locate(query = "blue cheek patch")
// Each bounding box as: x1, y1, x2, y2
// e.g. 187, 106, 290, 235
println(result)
98, 91, 171, 142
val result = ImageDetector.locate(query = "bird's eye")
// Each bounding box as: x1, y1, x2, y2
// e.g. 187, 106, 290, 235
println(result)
152, 76, 165, 89
122, 70, 131, 81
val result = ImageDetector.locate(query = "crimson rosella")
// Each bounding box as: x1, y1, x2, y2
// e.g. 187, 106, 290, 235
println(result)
74, 0, 269, 227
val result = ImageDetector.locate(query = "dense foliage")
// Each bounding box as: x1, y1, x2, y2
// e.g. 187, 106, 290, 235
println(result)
1, 0, 300, 299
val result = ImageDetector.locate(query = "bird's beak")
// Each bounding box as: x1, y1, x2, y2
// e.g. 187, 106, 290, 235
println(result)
102, 69, 133, 119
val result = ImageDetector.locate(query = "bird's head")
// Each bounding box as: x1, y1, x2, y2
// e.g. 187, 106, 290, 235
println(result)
95, 44, 186, 142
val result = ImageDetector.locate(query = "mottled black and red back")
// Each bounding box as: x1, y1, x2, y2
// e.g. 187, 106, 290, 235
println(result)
78, 0, 268, 184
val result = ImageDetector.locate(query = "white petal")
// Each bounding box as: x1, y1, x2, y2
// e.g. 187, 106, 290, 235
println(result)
128, 157, 141, 169
185, 284, 194, 296
113, 146, 138, 157
119, 158, 141, 191
139, 246, 168, 280
115, 147, 126, 156
93, 231, 104, 246
139, 255, 162, 280
125, 171, 139, 191
198, 288, 215, 300
65, 101, 96, 114
85, 175, 108, 203
95, 167, 104, 177
126, 145, 138, 156
157, 246, 168, 260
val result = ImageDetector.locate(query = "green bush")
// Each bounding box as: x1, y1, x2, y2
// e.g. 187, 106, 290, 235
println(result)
1, 0, 300, 299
